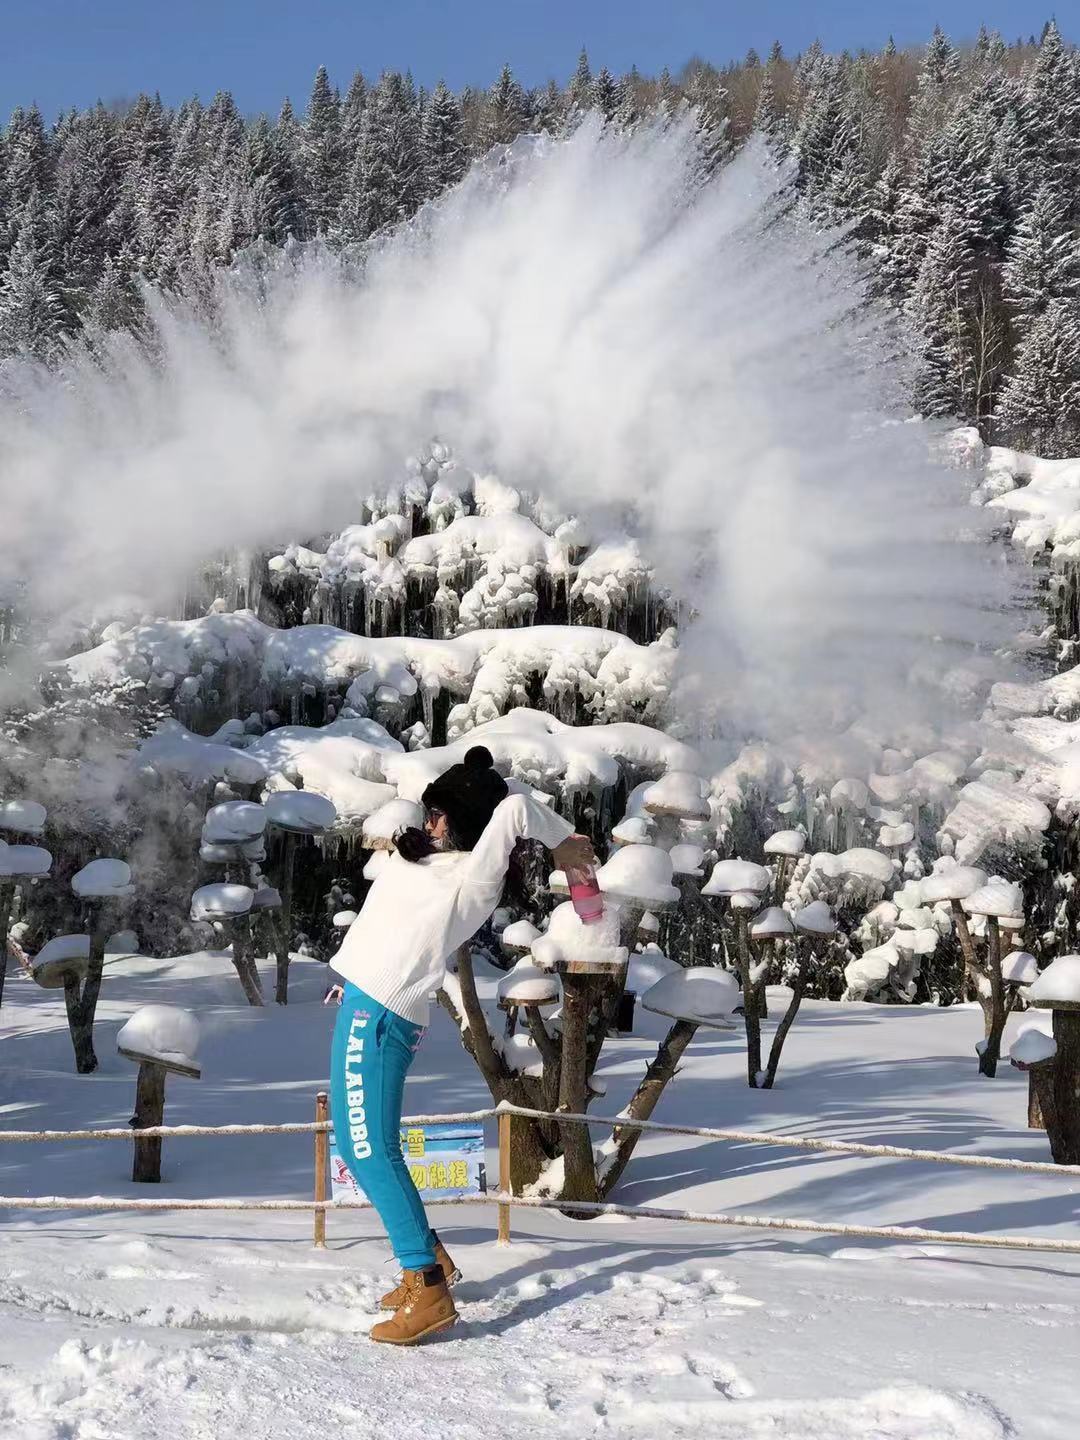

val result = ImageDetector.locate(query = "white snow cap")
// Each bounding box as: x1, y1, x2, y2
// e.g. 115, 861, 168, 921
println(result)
794, 900, 837, 935
531, 901, 627, 972
265, 789, 338, 834
72, 858, 134, 899
642, 770, 709, 819
0, 800, 46, 837
0, 843, 52, 879
702, 859, 771, 897
202, 801, 267, 844
333, 909, 358, 928
846, 942, 897, 989
763, 830, 806, 857
626, 945, 678, 994
962, 879, 1024, 918
919, 863, 987, 904
1001, 951, 1038, 985
1028, 954, 1080, 1007
190, 883, 254, 920
668, 843, 705, 877
117, 1005, 200, 1068
31, 934, 91, 986
595, 845, 679, 907
1009, 1023, 1057, 1067
879, 822, 915, 848
640, 966, 740, 1028
500, 919, 541, 952
361, 798, 424, 849
611, 816, 653, 845
497, 960, 561, 1007
751, 906, 794, 939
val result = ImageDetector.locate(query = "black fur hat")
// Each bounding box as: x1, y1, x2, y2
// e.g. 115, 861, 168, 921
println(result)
420, 745, 509, 851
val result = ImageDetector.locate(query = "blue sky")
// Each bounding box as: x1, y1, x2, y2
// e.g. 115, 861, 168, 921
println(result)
2, 2, 1069, 119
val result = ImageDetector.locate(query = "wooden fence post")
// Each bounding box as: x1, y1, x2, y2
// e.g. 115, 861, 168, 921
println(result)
314, 1090, 328, 1248
498, 1106, 512, 1245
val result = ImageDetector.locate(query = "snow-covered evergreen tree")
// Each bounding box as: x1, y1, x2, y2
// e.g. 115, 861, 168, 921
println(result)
341, 71, 424, 241
590, 67, 620, 122
0, 187, 65, 360
567, 48, 592, 110
1003, 183, 1080, 323
422, 81, 466, 195
484, 64, 529, 146
997, 298, 1080, 453
908, 207, 977, 419
303, 65, 345, 235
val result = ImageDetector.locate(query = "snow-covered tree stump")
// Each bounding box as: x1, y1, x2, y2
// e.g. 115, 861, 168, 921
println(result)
702, 860, 771, 1086
65, 859, 135, 1073
1027, 957, 1080, 1165
0, 803, 48, 1007
963, 881, 1025, 1078
192, 884, 262, 1005
0, 836, 51, 1010
266, 790, 336, 1004
118, 1006, 201, 1183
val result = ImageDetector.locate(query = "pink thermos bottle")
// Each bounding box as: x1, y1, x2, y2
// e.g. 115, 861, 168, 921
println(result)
566, 864, 604, 925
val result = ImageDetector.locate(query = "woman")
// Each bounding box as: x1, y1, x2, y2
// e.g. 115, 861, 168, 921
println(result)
327, 745, 593, 1345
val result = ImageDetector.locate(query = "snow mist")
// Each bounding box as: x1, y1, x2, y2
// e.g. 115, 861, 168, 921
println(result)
0, 118, 1023, 742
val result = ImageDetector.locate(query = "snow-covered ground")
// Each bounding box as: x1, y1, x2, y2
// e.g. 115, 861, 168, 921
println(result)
2, 950, 1078, 1438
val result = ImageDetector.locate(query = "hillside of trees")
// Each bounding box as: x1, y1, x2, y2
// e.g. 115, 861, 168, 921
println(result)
0, 21, 1077, 454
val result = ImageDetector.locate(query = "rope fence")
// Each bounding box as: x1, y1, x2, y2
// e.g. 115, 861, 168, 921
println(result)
3, 1097, 1080, 1258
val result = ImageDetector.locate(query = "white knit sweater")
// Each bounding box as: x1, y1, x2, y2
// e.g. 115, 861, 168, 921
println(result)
330, 793, 575, 1024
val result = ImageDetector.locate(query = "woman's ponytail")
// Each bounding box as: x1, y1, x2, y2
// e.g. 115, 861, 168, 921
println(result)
395, 826, 437, 863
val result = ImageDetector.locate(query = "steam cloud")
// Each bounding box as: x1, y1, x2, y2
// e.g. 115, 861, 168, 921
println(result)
0, 118, 1026, 741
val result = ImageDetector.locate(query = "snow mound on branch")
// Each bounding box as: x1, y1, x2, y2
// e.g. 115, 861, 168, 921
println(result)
0, 799, 46, 836
641, 966, 740, 1027
1001, 951, 1038, 984
497, 961, 560, 1006
963, 880, 1024, 918
642, 770, 709, 819
137, 721, 268, 787
117, 1005, 200, 1067
202, 802, 267, 844
0, 843, 52, 878
361, 798, 424, 847
1028, 954, 1080, 1006
264, 789, 337, 834
1010, 1021, 1057, 1066
72, 859, 134, 899
190, 884, 253, 920
500, 919, 541, 952
703, 859, 770, 897
596, 845, 679, 907
31, 934, 91, 982
763, 829, 805, 856
531, 902, 627, 972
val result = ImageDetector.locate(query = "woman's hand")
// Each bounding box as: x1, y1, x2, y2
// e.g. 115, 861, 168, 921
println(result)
323, 983, 344, 1006
552, 834, 596, 870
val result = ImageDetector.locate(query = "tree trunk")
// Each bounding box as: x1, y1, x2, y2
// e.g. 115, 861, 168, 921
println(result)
62, 972, 97, 1073
230, 920, 264, 1006
600, 1019, 698, 1196
1045, 1009, 1080, 1166
1028, 1068, 1046, 1130
131, 1060, 166, 1182
978, 917, 1006, 1078
0, 883, 14, 1010
735, 913, 762, 1087
557, 973, 598, 1206
950, 899, 977, 999
274, 833, 297, 1005
761, 951, 813, 1089
437, 963, 554, 1193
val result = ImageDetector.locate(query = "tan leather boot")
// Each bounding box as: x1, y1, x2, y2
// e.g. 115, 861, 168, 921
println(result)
380, 1236, 461, 1310
370, 1267, 458, 1345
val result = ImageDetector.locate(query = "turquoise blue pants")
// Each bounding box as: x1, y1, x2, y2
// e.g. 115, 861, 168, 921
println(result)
329, 983, 437, 1271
